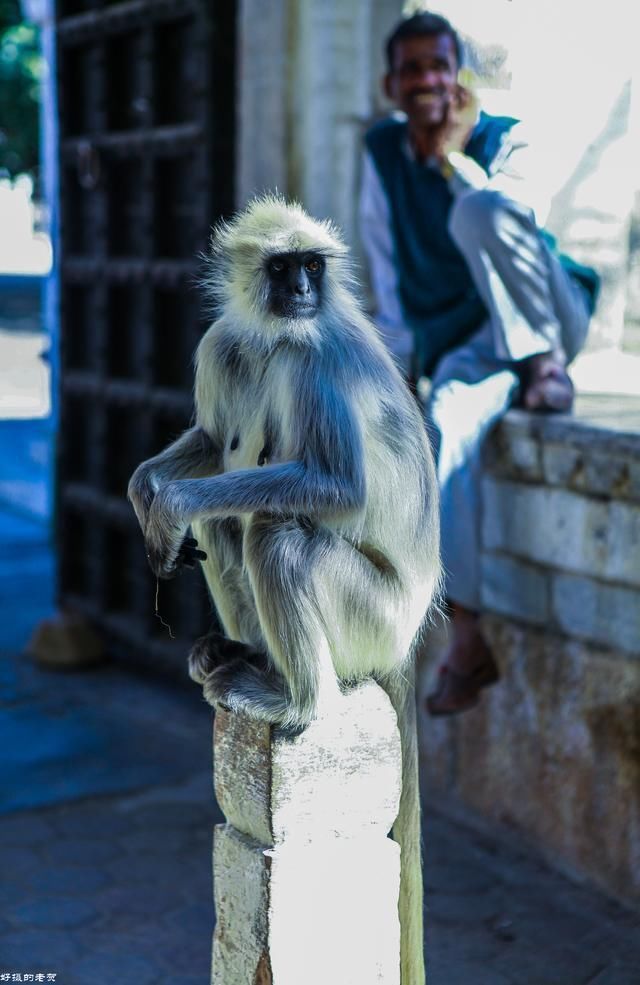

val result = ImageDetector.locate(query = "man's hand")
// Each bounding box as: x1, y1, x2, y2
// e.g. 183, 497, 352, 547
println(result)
434, 84, 479, 165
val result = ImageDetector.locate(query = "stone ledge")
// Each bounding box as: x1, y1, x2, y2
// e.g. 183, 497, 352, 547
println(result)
552, 572, 640, 656
480, 552, 551, 626
498, 404, 640, 457
487, 406, 640, 503
481, 550, 640, 656
421, 396, 640, 905
482, 478, 640, 590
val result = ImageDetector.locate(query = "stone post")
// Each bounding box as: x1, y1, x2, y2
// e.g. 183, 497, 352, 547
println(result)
211, 681, 402, 985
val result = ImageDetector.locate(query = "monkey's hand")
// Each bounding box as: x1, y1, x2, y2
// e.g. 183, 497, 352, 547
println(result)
127, 463, 160, 536
143, 481, 192, 579
175, 536, 207, 570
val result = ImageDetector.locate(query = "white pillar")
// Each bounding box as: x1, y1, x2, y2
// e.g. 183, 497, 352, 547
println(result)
211, 681, 403, 985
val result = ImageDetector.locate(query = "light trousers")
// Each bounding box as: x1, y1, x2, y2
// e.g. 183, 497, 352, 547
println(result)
427, 189, 590, 610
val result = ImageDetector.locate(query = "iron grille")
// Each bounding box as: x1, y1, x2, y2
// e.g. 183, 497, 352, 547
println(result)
56, 0, 236, 670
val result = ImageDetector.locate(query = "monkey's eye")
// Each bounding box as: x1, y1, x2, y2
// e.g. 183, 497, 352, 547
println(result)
305, 258, 323, 274
269, 259, 286, 274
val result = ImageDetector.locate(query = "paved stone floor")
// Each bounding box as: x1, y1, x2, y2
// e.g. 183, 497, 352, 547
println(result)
1, 649, 639, 985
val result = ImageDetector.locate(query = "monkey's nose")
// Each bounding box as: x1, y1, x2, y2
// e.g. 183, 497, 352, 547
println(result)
294, 272, 310, 295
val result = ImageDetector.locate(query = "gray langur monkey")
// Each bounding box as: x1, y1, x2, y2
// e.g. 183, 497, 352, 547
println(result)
128, 196, 441, 985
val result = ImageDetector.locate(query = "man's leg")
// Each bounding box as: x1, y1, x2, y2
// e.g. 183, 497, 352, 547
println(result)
426, 190, 590, 714
425, 327, 518, 714
448, 188, 590, 403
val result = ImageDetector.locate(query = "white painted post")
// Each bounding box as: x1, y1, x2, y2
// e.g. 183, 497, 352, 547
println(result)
211, 681, 402, 985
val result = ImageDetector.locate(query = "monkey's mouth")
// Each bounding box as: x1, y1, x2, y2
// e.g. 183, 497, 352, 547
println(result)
278, 300, 319, 318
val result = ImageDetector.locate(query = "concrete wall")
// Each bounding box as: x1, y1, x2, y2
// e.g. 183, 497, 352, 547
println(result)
419, 409, 640, 905
235, 0, 403, 261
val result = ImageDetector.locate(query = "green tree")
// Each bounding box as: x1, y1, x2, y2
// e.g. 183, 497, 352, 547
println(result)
0, 0, 43, 179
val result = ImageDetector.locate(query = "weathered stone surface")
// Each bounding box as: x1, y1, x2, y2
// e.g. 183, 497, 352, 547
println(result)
608, 500, 640, 586
541, 443, 640, 502
211, 825, 271, 985
485, 429, 543, 482
269, 684, 401, 844
425, 401, 640, 906
213, 716, 273, 846
482, 479, 640, 589
552, 573, 640, 655
419, 616, 640, 903
4, 639, 640, 985
212, 823, 402, 985
214, 681, 402, 846
540, 441, 586, 488
495, 407, 640, 456
487, 409, 640, 503
212, 682, 403, 984
481, 553, 550, 625
268, 837, 401, 985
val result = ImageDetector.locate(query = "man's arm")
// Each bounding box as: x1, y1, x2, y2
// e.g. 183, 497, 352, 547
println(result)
359, 151, 414, 376
447, 118, 553, 226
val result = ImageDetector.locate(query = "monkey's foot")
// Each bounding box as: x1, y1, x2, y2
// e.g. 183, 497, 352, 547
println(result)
202, 659, 305, 732
188, 632, 265, 684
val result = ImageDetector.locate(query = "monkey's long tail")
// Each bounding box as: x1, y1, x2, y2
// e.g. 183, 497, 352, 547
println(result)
381, 667, 425, 985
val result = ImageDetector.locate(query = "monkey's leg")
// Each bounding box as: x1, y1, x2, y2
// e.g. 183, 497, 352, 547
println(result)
190, 515, 274, 696
203, 515, 342, 732
194, 517, 264, 645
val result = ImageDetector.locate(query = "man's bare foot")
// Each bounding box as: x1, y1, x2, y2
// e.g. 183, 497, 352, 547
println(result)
522, 351, 574, 413
426, 604, 500, 716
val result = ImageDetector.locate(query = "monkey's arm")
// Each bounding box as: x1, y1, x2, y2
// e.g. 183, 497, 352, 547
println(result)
128, 426, 221, 534
144, 379, 366, 578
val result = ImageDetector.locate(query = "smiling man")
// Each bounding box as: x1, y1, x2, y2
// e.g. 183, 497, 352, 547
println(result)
360, 12, 599, 716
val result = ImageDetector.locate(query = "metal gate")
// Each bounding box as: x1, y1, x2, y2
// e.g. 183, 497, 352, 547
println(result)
55, 0, 236, 670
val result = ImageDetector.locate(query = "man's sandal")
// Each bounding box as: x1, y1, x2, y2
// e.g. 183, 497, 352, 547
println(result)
425, 654, 500, 717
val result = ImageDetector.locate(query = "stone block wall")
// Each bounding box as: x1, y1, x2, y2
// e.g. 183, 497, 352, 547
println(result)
418, 408, 640, 905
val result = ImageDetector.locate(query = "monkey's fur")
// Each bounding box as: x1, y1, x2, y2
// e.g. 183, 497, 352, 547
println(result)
128, 196, 441, 984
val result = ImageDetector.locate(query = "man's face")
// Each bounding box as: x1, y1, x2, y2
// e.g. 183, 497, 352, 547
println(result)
384, 33, 458, 128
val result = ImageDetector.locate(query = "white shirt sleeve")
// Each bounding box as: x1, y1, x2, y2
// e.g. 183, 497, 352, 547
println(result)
359, 150, 414, 373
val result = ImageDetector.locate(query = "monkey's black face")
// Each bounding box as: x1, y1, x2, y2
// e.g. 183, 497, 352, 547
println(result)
266, 251, 325, 319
